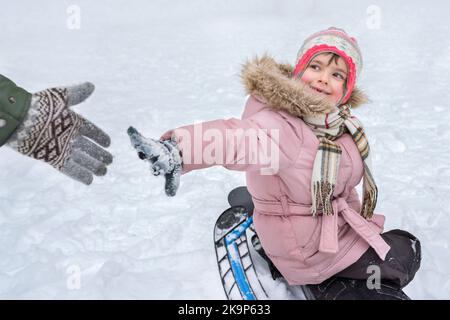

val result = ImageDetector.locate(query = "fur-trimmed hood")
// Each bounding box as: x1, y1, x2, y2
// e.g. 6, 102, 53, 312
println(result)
241, 55, 368, 118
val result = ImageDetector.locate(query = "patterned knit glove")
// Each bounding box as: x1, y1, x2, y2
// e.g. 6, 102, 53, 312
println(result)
127, 126, 182, 197
6, 83, 112, 185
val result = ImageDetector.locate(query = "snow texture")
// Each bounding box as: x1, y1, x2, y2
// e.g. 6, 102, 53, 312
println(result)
0, 0, 449, 299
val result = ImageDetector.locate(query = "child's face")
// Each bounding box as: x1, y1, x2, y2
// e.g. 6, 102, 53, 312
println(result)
300, 52, 348, 105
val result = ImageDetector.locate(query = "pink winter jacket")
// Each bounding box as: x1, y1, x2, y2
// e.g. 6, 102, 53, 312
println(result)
162, 56, 391, 285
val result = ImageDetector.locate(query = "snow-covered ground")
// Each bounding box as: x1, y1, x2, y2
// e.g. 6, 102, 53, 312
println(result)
0, 0, 449, 299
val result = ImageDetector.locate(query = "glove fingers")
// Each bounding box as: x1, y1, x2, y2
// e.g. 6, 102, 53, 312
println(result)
139, 137, 162, 160
66, 82, 95, 107
70, 149, 108, 176
72, 135, 113, 165
127, 126, 141, 140
164, 164, 181, 196
151, 163, 161, 176
127, 126, 160, 161
127, 126, 146, 153
151, 160, 166, 175
61, 157, 94, 185
79, 117, 111, 148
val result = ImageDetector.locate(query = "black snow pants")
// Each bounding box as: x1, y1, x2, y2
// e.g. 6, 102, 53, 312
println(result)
303, 229, 422, 300
256, 228, 421, 299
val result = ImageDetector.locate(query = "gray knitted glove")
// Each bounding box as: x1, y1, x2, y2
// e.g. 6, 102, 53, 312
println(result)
127, 126, 182, 196
7, 83, 112, 185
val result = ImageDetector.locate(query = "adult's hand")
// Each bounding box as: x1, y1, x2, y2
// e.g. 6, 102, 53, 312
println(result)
5, 81, 112, 185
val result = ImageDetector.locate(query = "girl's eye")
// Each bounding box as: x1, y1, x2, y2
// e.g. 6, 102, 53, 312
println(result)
334, 73, 346, 80
310, 64, 320, 71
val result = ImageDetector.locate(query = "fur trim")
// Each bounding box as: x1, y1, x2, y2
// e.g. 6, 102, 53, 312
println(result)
241, 55, 369, 117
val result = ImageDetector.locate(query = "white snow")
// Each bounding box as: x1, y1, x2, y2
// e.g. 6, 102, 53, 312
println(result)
0, 0, 449, 299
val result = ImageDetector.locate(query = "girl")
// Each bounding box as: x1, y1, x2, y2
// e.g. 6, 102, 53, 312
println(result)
127, 27, 421, 299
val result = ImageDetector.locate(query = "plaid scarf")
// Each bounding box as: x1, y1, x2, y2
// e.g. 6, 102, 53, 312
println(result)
303, 105, 377, 219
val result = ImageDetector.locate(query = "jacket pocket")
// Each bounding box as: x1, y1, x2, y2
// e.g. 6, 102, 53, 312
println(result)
289, 215, 321, 250
253, 213, 298, 258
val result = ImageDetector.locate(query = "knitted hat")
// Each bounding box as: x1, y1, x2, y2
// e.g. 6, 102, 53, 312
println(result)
293, 27, 363, 105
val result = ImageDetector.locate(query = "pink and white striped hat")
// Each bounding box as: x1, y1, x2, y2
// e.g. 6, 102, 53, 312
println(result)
293, 27, 363, 105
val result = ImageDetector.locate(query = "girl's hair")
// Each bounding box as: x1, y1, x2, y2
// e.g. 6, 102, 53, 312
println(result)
320, 52, 343, 67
